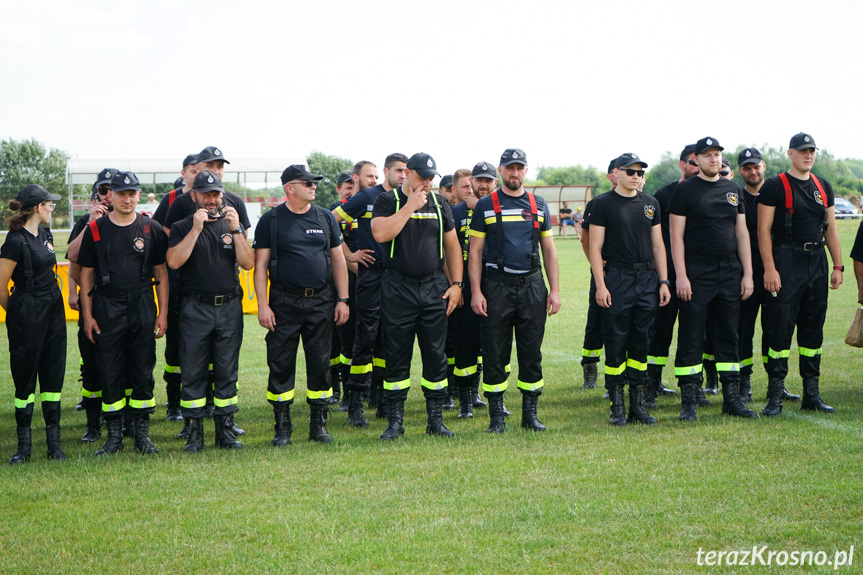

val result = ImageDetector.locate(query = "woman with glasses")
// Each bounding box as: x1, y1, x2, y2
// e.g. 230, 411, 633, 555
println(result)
0, 185, 68, 463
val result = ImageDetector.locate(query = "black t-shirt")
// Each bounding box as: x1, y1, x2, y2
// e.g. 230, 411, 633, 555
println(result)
335, 184, 385, 261
588, 191, 660, 264
757, 172, 835, 243
329, 199, 357, 251
581, 197, 596, 230
0, 227, 58, 291
68, 214, 90, 244
653, 181, 680, 257
670, 177, 745, 257
851, 219, 863, 262
162, 190, 251, 231
77, 214, 168, 290
153, 187, 185, 228
253, 204, 342, 289
470, 190, 553, 273
372, 187, 455, 277
451, 201, 473, 262
741, 190, 761, 267
168, 216, 241, 294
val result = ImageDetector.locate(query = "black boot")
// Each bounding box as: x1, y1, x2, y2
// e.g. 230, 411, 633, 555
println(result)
134, 413, 159, 454
82, 402, 102, 443
696, 384, 713, 407
309, 405, 334, 443
678, 383, 698, 422
520, 393, 546, 431
644, 368, 659, 409
329, 364, 341, 405
10, 427, 31, 464
582, 362, 598, 389
44, 424, 67, 461
177, 417, 191, 439
183, 418, 204, 452
442, 385, 456, 411
658, 380, 677, 396
166, 385, 182, 422
783, 386, 801, 402
272, 404, 292, 446
486, 393, 506, 433
800, 378, 835, 413
608, 385, 626, 426
339, 387, 350, 413
762, 377, 785, 417
721, 379, 758, 418
375, 393, 389, 419
368, 378, 379, 410
457, 385, 473, 419
214, 415, 243, 449
471, 380, 487, 409
348, 387, 369, 428
122, 406, 136, 438
204, 386, 215, 418
225, 413, 245, 436
739, 373, 752, 403
95, 418, 125, 456
380, 398, 405, 441
426, 397, 454, 437
704, 361, 719, 394
627, 384, 657, 425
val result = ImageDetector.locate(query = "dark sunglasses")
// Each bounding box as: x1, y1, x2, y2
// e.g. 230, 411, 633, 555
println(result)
620, 168, 645, 177
719, 170, 730, 177
290, 180, 316, 188
687, 160, 698, 167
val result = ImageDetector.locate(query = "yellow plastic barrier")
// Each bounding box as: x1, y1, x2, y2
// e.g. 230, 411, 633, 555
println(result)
0, 263, 262, 323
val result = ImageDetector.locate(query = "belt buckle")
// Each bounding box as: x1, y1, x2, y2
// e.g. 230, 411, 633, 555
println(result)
304, 288, 315, 297
803, 242, 818, 251
213, 295, 224, 306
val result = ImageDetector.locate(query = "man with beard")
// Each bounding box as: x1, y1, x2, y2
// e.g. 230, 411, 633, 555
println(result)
470, 148, 561, 433
167, 170, 255, 451
333, 154, 407, 426
758, 133, 843, 416
327, 170, 356, 406
669, 137, 756, 421
443, 169, 471, 411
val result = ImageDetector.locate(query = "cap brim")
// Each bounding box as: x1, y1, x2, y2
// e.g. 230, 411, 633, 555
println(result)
298, 174, 324, 181
194, 186, 225, 194
47, 193, 62, 201
472, 172, 497, 179
697, 146, 724, 154
737, 158, 761, 166
415, 169, 439, 179
500, 160, 527, 167
617, 160, 648, 169
791, 145, 818, 151
198, 157, 231, 164
110, 186, 141, 193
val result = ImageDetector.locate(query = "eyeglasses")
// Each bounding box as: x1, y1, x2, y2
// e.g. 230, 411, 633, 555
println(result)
620, 168, 645, 177
719, 170, 730, 177
42, 202, 57, 211
289, 180, 316, 188
687, 160, 698, 167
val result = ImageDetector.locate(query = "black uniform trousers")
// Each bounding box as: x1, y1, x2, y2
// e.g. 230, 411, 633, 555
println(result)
6, 287, 66, 428
647, 254, 678, 372
380, 269, 449, 401
162, 266, 182, 395
480, 268, 547, 397
674, 255, 742, 386
761, 246, 828, 381
600, 266, 658, 388
78, 312, 100, 407
738, 261, 766, 377
346, 266, 384, 393
179, 293, 243, 419
452, 276, 482, 389
266, 283, 334, 407
580, 274, 603, 365
334, 272, 357, 372
92, 287, 157, 418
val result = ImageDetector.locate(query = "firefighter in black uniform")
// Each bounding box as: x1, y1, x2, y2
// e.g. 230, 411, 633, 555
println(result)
758, 133, 843, 416
78, 171, 169, 455
166, 170, 255, 451
469, 148, 561, 433
67, 168, 116, 440
588, 154, 670, 425
669, 137, 757, 421
371, 152, 463, 440
152, 153, 198, 424
254, 164, 350, 445
333, 155, 407, 426
162, 147, 250, 438
327, 170, 356, 406
0, 185, 67, 463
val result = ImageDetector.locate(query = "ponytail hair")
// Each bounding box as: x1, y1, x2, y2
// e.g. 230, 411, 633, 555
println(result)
6, 200, 35, 232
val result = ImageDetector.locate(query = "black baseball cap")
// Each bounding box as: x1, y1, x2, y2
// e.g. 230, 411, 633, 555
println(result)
615, 153, 648, 169
193, 170, 225, 193
694, 137, 724, 155
500, 148, 527, 167
91, 167, 119, 200
721, 157, 731, 168
607, 156, 621, 174
110, 171, 142, 193
789, 132, 818, 150
737, 147, 763, 166
197, 146, 230, 164
182, 154, 199, 168
439, 175, 453, 189
336, 170, 353, 186
472, 161, 497, 180
280, 164, 324, 185
679, 144, 697, 161
173, 176, 185, 190
15, 184, 61, 209
406, 153, 440, 179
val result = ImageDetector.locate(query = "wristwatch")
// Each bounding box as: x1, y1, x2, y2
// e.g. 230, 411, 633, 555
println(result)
231, 224, 244, 234
452, 281, 464, 288
338, 297, 350, 304
659, 280, 670, 286
834, 265, 845, 272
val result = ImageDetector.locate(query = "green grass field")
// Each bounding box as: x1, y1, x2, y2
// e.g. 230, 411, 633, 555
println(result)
1, 222, 862, 574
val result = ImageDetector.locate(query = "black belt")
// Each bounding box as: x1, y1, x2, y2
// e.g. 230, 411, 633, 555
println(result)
185, 287, 241, 306
272, 282, 327, 297
95, 284, 153, 300
775, 240, 824, 252
484, 267, 542, 285
687, 253, 738, 264
385, 269, 442, 285
605, 260, 654, 271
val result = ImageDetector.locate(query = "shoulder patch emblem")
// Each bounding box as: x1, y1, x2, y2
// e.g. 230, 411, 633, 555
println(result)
644, 205, 655, 219
521, 209, 534, 222
726, 192, 739, 206
221, 233, 234, 247
426, 159, 433, 168
44, 241, 55, 253
813, 190, 824, 204
132, 237, 145, 253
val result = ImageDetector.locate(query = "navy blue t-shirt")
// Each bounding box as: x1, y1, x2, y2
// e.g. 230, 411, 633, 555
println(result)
470, 190, 552, 273
334, 184, 385, 263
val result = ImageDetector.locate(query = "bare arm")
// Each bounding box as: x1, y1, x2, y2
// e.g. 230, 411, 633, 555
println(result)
442, 229, 462, 316
331, 245, 350, 326
153, 263, 168, 338
650, 225, 671, 307
469, 234, 487, 316
854, 259, 863, 304
254, 248, 275, 332
580, 227, 590, 259
735, 213, 754, 300
588, 225, 609, 308
0, 259, 16, 311
371, 188, 427, 243
539, 234, 561, 315
166, 211, 206, 270
824, 206, 843, 290
758, 203, 780, 293
79, 266, 100, 343
67, 263, 81, 310
670, 214, 690, 301
233, 231, 255, 271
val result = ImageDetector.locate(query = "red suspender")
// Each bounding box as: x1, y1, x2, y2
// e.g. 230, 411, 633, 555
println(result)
88, 220, 101, 241
490, 190, 502, 214
778, 172, 793, 213
810, 174, 828, 207
168, 189, 177, 207
526, 192, 539, 229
